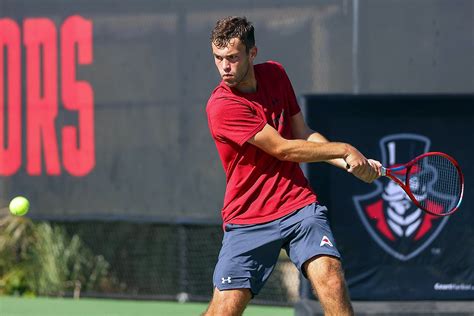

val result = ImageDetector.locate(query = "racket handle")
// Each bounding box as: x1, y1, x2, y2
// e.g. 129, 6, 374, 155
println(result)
381, 167, 387, 177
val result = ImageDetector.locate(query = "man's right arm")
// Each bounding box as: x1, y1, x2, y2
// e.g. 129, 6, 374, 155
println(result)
247, 124, 379, 183
248, 124, 349, 163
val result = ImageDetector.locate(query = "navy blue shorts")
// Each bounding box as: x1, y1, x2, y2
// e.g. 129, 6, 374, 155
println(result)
213, 203, 340, 296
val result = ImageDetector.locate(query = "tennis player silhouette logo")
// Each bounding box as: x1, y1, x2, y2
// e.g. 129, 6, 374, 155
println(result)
353, 134, 450, 261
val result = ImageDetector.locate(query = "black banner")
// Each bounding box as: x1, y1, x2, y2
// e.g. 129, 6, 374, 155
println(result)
302, 94, 474, 300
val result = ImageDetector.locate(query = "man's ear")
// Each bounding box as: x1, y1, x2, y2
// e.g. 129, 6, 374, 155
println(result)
249, 46, 258, 61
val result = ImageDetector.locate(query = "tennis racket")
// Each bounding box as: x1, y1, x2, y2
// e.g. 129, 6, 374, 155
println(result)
381, 152, 464, 216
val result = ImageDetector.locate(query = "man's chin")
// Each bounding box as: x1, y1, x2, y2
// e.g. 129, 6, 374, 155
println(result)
223, 80, 237, 87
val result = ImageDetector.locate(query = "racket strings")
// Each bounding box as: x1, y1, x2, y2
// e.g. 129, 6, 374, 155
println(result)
409, 155, 462, 215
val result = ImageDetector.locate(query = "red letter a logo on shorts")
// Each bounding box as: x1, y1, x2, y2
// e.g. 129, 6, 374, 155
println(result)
320, 236, 333, 247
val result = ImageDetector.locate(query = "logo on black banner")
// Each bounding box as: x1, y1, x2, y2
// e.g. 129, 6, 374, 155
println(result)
353, 134, 449, 261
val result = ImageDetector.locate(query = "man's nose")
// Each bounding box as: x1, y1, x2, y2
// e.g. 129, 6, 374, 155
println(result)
222, 59, 231, 71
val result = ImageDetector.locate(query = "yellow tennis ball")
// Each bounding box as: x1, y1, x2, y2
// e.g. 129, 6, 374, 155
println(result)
9, 196, 30, 216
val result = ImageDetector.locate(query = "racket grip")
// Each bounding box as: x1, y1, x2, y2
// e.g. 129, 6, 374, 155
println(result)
381, 167, 387, 177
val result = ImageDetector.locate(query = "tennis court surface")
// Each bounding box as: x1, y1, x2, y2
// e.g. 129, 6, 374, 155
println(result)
0, 296, 293, 316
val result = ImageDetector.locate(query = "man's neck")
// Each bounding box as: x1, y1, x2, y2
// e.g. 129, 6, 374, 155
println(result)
236, 80, 257, 94
235, 65, 257, 94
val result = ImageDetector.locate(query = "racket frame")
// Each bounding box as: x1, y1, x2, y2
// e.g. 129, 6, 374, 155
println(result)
381, 151, 464, 216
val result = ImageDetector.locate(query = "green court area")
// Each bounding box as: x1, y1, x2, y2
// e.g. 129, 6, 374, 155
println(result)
0, 296, 293, 316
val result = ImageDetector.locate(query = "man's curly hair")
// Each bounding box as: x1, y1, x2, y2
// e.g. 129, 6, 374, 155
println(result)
211, 16, 255, 53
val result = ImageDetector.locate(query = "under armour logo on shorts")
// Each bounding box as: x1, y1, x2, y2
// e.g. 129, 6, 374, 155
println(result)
221, 277, 232, 284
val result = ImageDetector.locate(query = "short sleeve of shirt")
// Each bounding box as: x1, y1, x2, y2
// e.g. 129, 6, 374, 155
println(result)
207, 97, 266, 146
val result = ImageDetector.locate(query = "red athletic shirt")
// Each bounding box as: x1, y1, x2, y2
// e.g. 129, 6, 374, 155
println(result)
206, 61, 317, 225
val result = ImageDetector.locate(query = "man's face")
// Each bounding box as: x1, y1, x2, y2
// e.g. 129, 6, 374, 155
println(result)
211, 38, 255, 88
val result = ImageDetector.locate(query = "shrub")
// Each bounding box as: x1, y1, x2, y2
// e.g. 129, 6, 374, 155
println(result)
0, 214, 116, 297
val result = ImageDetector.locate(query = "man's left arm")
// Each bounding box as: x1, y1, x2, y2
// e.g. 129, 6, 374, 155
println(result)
290, 112, 351, 170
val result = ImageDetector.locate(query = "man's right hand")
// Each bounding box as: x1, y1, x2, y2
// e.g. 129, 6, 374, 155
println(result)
345, 146, 381, 183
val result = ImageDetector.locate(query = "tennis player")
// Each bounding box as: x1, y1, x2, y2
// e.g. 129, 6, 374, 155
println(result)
204, 16, 382, 316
